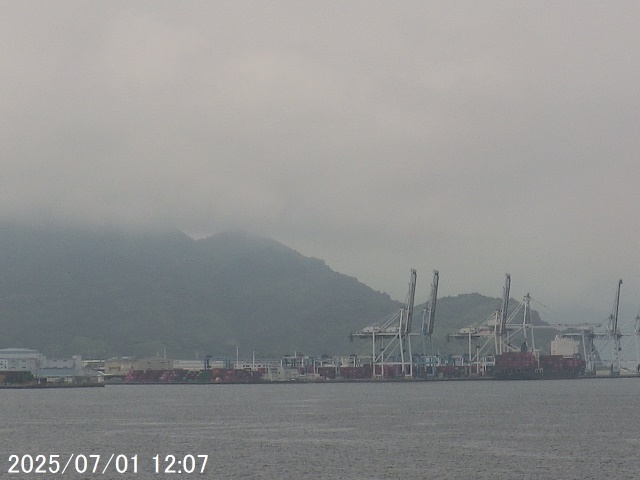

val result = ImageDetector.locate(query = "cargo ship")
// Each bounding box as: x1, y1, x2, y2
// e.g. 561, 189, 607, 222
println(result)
493, 351, 586, 380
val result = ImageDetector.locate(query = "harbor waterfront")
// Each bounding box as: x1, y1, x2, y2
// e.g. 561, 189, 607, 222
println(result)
3, 273, 638, 386
2, 380, 640, 479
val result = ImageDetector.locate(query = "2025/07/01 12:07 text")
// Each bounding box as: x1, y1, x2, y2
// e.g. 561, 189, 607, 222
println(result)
6, 453, 209, 475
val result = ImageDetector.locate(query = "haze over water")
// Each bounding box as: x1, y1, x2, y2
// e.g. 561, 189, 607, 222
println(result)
2, 380, 639, 479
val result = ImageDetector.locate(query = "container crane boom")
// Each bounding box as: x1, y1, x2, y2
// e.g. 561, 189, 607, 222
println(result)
500, 273, 511, 335
422, 270, 439, 335
609, 279, 623, 375
403, 269, 417, 335
496, 273, 511, 354
610, 279, 622, 335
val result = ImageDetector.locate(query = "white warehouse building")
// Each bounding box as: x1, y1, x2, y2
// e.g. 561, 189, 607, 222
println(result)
0, 348, 103, 384
0, 348, 46, 373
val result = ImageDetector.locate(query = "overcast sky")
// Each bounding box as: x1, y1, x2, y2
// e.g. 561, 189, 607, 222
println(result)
2, 2, 639, 324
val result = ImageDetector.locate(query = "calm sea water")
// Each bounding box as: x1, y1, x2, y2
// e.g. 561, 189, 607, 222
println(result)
2, 379, 640, 479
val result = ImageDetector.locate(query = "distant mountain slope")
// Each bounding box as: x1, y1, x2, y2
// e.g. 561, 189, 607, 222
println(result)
0, 225, 400, 358
0, 224, 556, 359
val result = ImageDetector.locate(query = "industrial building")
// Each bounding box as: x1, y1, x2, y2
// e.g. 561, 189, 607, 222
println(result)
0, 348, 103, 385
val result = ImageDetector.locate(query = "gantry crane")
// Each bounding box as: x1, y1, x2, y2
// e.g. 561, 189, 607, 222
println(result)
590, 279, 623, 375
351, 269, 418, 378
448, 274, 517, 363
417, 270, 439, 375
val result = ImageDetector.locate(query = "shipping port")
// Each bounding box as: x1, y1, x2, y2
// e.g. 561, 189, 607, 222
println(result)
95, 272, 640, 384
4, 272, 639, 386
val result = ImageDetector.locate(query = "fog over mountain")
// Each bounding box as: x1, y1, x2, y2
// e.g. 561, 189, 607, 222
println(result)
1, 3, 639, 324
0, 224, 398, 358
0, 224, 556, 359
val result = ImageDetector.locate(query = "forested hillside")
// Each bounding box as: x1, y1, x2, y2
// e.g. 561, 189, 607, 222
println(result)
0, 224, 554, 359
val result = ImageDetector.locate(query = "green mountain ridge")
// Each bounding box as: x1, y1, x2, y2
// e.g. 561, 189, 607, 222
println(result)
0, 224, 555, 359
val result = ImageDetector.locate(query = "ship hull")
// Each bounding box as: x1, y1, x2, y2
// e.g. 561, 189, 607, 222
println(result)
493, 352, 585, 380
